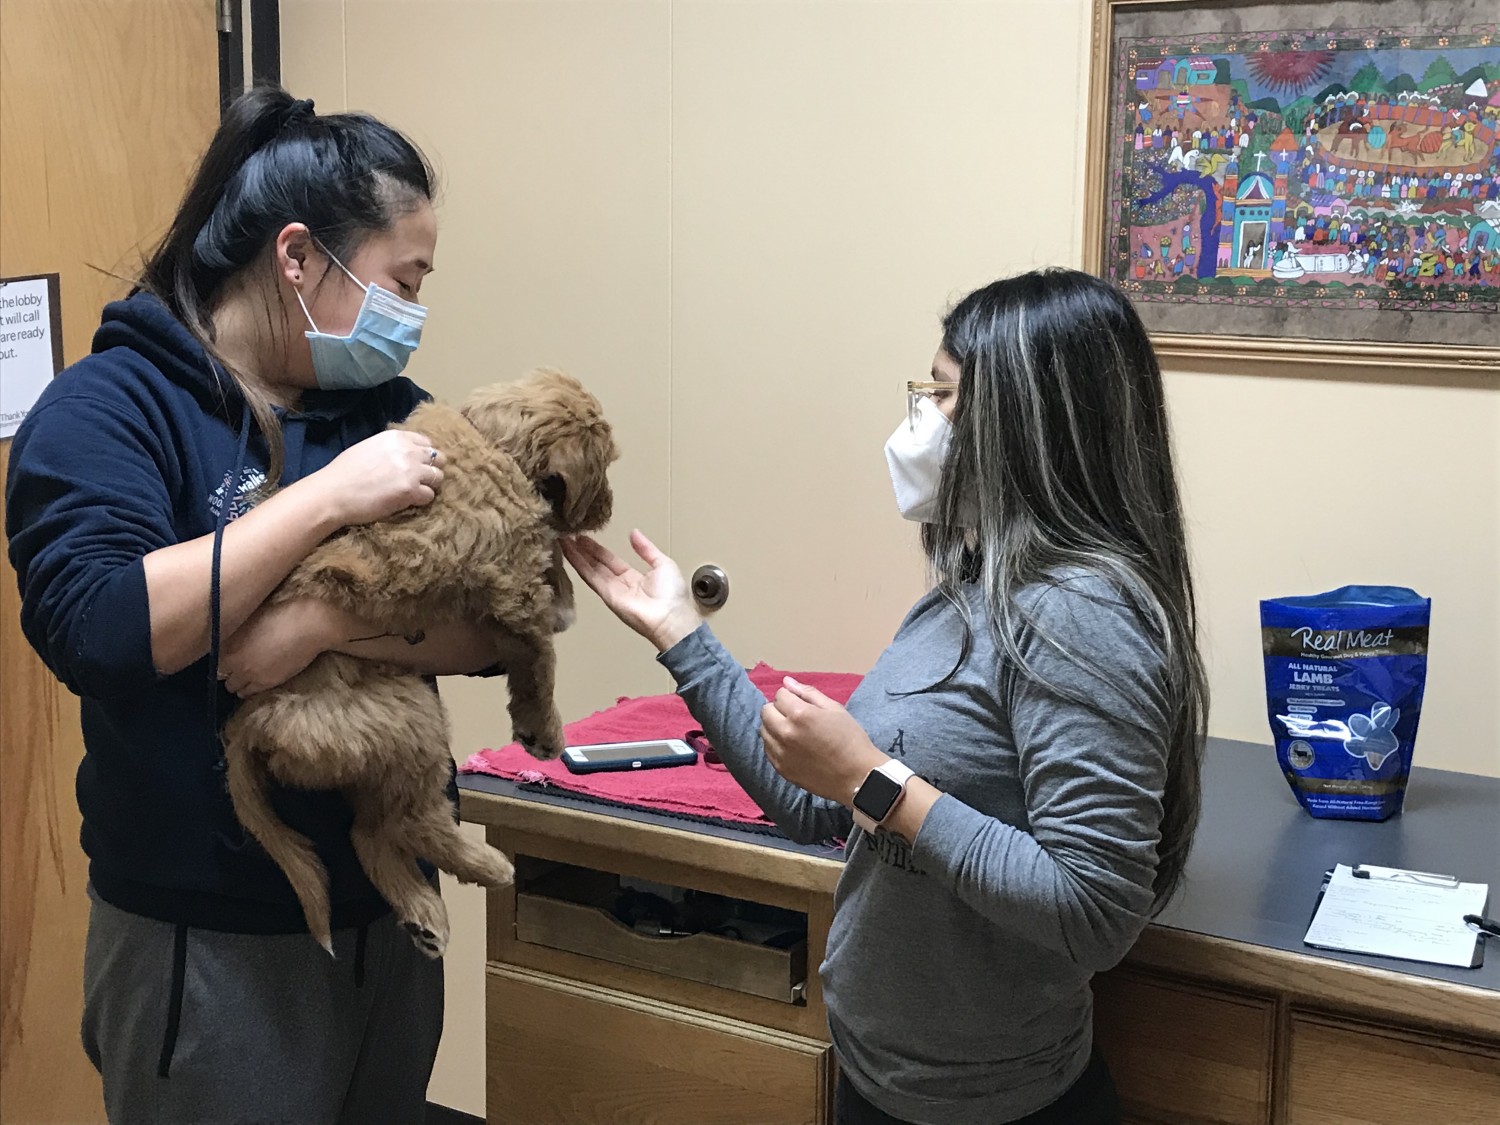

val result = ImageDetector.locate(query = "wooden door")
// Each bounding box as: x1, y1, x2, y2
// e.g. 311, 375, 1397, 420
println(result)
0, 2, 218, 1120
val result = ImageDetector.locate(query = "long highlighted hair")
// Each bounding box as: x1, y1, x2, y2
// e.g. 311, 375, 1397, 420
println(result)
924, 267, 1208, 911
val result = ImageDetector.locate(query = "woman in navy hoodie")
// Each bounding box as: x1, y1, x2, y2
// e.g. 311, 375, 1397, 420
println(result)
5, 86, 498, 1124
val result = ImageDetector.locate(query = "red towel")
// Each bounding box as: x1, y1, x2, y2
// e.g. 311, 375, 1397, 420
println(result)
460, 663, 862, 829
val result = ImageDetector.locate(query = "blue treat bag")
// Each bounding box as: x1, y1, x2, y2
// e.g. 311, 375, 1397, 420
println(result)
1260, 585, 1430, 821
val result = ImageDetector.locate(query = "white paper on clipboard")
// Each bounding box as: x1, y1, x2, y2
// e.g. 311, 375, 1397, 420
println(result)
1305, 863, 1488, 969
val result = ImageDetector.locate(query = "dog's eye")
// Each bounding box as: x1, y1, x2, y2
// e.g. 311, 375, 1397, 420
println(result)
537, 474, 567, 512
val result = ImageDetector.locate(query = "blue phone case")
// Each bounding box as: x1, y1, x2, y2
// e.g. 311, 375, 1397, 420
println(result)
561, 740, 698, 774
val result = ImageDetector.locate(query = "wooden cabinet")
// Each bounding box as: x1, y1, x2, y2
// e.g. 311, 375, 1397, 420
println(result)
461, 783, 1500, 1125
486, 965, 831, 1125
1091, 932, 1500, 1125
469, 799, 842, 1125
1094, 971, 1275, 1125
1285, 1013, 1500, 1125
513, 859, 807, 1004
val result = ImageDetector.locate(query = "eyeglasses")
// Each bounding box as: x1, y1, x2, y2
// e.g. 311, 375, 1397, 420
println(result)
906, 380, 956, 428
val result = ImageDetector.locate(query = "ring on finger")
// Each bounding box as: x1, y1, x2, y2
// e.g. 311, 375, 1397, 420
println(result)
427, 447, 438, 463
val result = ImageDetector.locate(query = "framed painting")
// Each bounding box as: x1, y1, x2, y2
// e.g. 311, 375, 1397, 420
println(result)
1084, 0, 1500, 370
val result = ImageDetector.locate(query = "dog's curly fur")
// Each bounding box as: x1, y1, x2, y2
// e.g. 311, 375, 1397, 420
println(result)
222, 368, 618, 957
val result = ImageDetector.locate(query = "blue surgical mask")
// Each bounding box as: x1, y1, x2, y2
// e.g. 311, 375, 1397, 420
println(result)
295, 245, 428, 391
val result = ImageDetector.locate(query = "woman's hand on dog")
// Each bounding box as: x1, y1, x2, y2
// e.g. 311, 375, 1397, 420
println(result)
562, 531, 703, 654
219, 599, 342, 697
304, 430, 446, 527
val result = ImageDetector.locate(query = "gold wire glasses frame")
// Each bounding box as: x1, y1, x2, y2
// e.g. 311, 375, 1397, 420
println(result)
906, 380, 953, 428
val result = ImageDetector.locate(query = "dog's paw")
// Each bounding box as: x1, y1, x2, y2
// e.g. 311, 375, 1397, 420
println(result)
402, 919, 448, 959
550, 601, 577, 634
487, 851, 517, 889
515, 719, 566, 761
452, 845, 515, 889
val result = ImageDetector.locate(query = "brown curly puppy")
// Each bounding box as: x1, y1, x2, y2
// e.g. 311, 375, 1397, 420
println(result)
222, 368, 618, 956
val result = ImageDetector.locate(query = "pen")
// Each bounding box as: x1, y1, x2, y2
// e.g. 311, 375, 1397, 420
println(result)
1465, 914, 1500, 939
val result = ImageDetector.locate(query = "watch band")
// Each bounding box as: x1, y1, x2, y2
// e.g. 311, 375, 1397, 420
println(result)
851, 760, 917, 834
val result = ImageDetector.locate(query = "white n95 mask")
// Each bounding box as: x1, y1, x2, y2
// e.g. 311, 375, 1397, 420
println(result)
884, 395, 953, 524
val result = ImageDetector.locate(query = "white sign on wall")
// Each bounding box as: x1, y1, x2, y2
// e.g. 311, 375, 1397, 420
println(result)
0, 274, 63, 440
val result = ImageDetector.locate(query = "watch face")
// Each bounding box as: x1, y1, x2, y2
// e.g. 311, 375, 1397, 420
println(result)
853, 768, 903, 822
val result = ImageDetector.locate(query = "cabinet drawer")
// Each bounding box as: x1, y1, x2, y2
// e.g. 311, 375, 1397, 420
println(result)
514, 859, 808, 1004
1286, 1012, 1500, 1125
487, 964, 833, 1125
1093, 969, 1274, 1125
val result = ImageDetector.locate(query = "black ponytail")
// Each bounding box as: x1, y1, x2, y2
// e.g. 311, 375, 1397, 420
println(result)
138, 84, 436, 487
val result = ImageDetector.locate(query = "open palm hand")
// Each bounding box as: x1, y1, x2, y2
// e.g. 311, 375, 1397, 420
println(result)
562, 530, 703, 653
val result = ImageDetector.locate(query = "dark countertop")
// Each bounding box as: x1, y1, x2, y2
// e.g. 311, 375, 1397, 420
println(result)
1158, 736, 1498, 992
460, 736, 1499, 991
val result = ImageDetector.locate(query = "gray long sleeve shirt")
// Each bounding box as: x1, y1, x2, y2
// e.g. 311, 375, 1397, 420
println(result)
658, 573, 1169, 1124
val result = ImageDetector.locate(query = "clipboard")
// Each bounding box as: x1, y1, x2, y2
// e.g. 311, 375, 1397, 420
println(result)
1305, 864, 1489, 969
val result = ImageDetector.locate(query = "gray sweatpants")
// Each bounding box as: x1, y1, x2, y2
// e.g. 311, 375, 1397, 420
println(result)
82, 890, 443, 1125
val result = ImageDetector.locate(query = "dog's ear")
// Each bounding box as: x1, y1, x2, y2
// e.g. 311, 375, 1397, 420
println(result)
542, 423, 617, 533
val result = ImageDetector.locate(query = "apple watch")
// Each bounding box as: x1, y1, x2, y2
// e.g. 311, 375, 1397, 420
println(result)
851, 760, 916, 833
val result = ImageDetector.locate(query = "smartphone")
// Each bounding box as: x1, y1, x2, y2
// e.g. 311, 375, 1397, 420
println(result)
560, 738, 699, 774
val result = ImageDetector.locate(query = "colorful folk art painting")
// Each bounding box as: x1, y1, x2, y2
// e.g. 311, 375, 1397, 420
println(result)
1106, 25, 1500, 318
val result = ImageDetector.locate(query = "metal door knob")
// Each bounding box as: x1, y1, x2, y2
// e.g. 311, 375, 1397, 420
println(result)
690, 564, 729, 610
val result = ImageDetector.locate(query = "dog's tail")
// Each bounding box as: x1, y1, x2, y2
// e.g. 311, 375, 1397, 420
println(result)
223, 745, 335, 955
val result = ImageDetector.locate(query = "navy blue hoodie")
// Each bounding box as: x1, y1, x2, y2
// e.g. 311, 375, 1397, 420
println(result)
5, 292, 430, 933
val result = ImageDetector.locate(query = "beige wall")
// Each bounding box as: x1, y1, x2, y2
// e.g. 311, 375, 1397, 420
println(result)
284, 1, 1500, 1115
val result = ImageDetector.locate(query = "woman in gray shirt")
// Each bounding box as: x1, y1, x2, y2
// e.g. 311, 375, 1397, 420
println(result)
563, 268, 1208, 1125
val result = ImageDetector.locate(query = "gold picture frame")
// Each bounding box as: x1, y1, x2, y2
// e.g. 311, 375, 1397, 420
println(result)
1083, 0, 1500, 371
